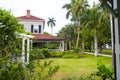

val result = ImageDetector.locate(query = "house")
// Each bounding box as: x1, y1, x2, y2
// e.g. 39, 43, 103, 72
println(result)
17, 10, 64, 51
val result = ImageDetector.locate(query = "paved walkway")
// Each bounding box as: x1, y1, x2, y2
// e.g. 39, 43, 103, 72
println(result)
84, 52, 112, 57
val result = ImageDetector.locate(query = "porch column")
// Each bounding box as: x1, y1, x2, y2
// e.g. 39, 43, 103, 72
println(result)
27, 38, 30, 64
30, 39, 33, 50
62, 41, 64, 51
22, 37, 25, 64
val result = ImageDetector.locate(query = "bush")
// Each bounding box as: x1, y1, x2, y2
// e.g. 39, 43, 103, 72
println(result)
41, 48, 51, 58
0, 56, 26, 80
62, 73, 99, 80
26, 60, 59, 80
103, 49, 112, 55
0, 56, 59, 80
51, 51, 62, 58
62, 53, 79, 59
62, 50, 73, 55
95, 61, 114, 80
73, 48, 81, 54
30, 48, 45, 61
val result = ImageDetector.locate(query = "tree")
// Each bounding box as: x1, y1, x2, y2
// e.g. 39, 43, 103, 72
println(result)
57, 23, 77, 50
0, 8, 25, 56
47, 17, 56, 35
84, 3, 110, 56
63, 0, 89, 49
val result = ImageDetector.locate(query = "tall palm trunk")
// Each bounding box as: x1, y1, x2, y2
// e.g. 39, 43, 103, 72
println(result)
82, 34, 84, 53
94, 33, 98, 56
51, 26, 53, 35
76, 21, 80, 49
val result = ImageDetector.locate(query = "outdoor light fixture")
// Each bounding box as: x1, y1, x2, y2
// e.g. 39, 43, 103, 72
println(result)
99, 0, 117, 17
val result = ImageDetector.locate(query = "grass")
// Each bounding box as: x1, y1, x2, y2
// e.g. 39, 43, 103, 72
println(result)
38, 54, 112, 80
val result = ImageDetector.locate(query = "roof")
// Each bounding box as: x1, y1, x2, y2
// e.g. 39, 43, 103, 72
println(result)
32, 34, 64, 41
17, 10, 45, 21
17, 15, 45, 21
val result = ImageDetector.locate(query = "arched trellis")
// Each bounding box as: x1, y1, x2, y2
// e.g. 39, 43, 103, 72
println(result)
17, 34, 34, 64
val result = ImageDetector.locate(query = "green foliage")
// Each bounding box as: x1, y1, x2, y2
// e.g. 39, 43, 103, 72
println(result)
73, 48, 81, 54
51, 51, 62, 58
0, 56, 26, 80
62, 53, 79, 59
25, 60, 59, 80
0, 55, 59, 80
41, 48, 51, 58
62, 73, 99, 80
0, 8, 25, 56
96, 61, 114, 80
62, 50, 73, 55
30, 48, 45, 61
103, 49, 112, 55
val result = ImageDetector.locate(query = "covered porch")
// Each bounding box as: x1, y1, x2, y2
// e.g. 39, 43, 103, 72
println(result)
32, 34, 64, 51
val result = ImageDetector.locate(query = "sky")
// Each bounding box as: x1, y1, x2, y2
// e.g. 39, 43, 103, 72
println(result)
0, 0, 99, 35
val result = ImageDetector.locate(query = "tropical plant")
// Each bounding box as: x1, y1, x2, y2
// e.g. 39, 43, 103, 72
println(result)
0, 8, 24, 56
29, 48, 45, 61
47, 17, 56, 35
96, 61, 114, 80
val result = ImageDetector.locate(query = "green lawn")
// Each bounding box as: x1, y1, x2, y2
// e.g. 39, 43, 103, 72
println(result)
38, 54, 112, 80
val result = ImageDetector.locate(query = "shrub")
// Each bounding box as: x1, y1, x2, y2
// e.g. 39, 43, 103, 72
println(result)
30, 48, 45, 61
62, 53, 79, 59
0, 56, 26, 80
0, 56, 59, 80
51, 51, 62, 58
103, 49, 112, 55
73, 48, 81, 54
41, 48, 51, 58
62, 73, 99, 80
95, 61, 114, 80
26, 60, 59, 80
62, 50, 73, 55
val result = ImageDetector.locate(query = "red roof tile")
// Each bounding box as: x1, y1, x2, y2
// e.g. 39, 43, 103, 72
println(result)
17, 15, 45, 21
32, 34, 64, 41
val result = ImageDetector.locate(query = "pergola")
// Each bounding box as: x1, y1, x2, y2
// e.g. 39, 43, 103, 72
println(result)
17, 34, 34, 65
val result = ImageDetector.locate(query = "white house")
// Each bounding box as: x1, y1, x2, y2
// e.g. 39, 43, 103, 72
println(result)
18, 10, 45, 34
17, 10, 64, 51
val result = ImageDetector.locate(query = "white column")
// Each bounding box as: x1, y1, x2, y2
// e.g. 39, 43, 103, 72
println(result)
27, 38, 30, 64
22, 37, 25, 64
59, 42, 62, 50
62, 41, 64, 51
30, 40, 33, 50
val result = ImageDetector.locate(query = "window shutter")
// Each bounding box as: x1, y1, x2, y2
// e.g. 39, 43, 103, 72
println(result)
39, 25, 41, 33
31, 25, 34, 33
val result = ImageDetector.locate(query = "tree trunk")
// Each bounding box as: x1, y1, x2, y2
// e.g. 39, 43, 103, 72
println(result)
69, 41, 71, 50
82, 34, 84, 53
94, 34, 98, 56
76, 21, 80, 49
51, 26, 53, 35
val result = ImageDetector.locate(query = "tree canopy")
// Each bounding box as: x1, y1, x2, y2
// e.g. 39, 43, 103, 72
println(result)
0, 8, 24, 56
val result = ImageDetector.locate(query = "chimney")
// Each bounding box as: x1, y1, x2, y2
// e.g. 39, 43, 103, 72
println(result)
26, 9, 30, 18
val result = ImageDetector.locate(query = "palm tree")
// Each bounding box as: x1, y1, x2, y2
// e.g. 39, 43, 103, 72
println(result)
84, 3, 110, 56
63, 0, 89, 49
47, 17, 56, 35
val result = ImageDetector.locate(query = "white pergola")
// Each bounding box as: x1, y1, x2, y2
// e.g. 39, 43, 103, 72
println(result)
17, 34, 34, 64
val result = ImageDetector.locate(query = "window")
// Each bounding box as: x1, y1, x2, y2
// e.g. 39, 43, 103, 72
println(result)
39, 25, 41, 33
34, 29, 38, 33
31, 25, 34, 33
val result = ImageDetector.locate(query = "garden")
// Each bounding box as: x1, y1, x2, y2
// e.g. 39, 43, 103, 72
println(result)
0, 0, 114, 79
28, 48, 113, 80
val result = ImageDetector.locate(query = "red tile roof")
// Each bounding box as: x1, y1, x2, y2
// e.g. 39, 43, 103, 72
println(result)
32, 34, 64, 41
17, 15, 45, 21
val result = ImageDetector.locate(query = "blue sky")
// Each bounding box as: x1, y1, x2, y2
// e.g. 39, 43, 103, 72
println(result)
0, 0, 99, 35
